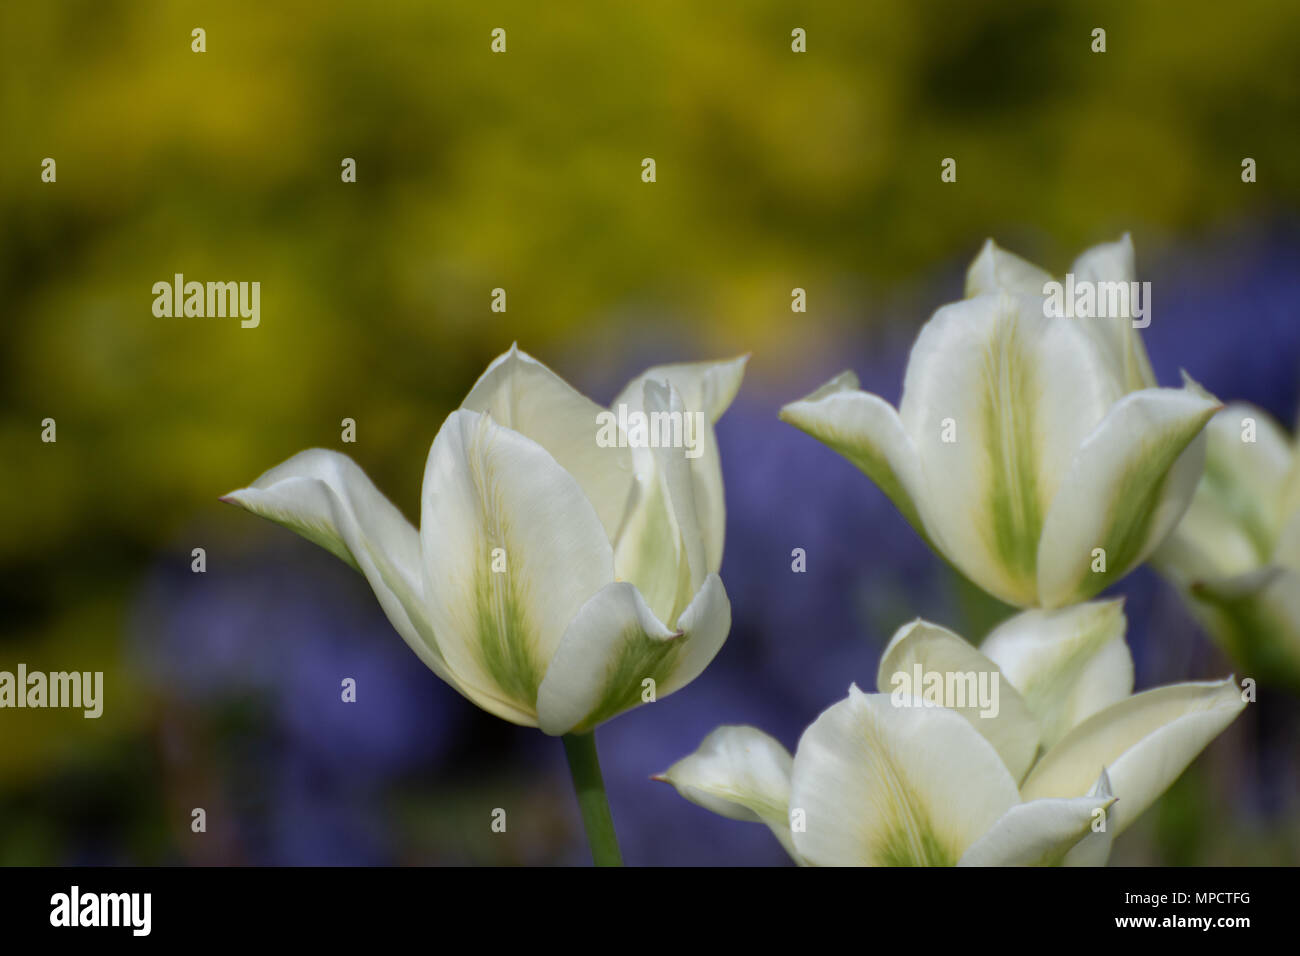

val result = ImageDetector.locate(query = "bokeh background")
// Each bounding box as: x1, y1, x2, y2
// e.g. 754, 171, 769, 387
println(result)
2, 0, 1298, 865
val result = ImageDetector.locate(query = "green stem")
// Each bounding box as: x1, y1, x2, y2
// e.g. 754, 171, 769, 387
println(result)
562, 732, 624, 866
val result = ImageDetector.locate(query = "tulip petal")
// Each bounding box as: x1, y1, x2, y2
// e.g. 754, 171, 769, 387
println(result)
958, 771, 1116, 867
535, 582, 675, 735
779, 372, 929, 538
1202, 404, 1293, 556
965, 239, 1054, 298
899, 293, 1121, 606
612, 382, 708, 624
876, 620, 1039, 782
612, 355, 749, 424
979, 600, 1132, 748
1153, 405, 1296, 601
1021, 678, 1247, 835
645, 381, 709, 597
461, 345, 634, 542
654, 725, 798, 859
610, 452, 692, 626
1185, 567, 1300, 685
1036, 385, 1220, 607
222, 449, 455, 686
612, 356, 747, 575
1069, 234, 1157, 391
1060, 769, 1119, 867
789, 686, 1020, 866
536, 574, 730, 734
1154, 485, 1268, 582
420, 410, 613, 725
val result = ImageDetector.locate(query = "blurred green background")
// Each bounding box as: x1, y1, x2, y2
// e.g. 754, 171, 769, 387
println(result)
2, 1, 1298, 865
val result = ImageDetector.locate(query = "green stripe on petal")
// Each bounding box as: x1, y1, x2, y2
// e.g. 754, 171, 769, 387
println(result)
472, 542, 545, 707
536, 575, 730, 734
899, 294, 1119, 607
789, 686, 1019, 866
979, 314, 1046, 599
1036, 386, 1220, 608
421, 410, 614, 724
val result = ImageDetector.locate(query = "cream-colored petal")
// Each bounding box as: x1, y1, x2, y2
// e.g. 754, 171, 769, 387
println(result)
536, 574, 730, 734
958, 776, 1116, 867
1277, 513, 1300, 571
1154, 488, 1269, 582
1185, 566, 1300, 686
1021, 678, 1247, 835
612, 355, 749, 424
222, 449, 454, 686
965, 239, 1055, 298
419, 410, 613, 725
1036, 385, 1220, 608
1069, 234, 1157, 391
612, 355, 747, 574
789, 686, 1020, 866
876, 619, 1039, 782
1203, 403, 1293, 552
655, 725, 798, 860
462, 345, 633, 542
899, 292, 1122, 606
611, 382, 708, 624
979, 600, 1132, 748
779, 372, 929, 539
1280, 431, 1300, 523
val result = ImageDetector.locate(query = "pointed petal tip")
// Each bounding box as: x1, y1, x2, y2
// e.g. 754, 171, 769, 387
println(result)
1176, 369, 1222, 406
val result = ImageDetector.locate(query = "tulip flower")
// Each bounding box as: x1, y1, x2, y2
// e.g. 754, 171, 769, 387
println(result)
1153, 403, 1300, 686
223, 345, 746, 864
659, 601, 1246, 865
780, 236, 1221, 608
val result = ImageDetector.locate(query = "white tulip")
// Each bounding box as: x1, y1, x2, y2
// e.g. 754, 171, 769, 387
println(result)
780, 236, 1220, 608
659, 602, 1245, 865
223, 346, 746, 735
1153, 403, 1300, 684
